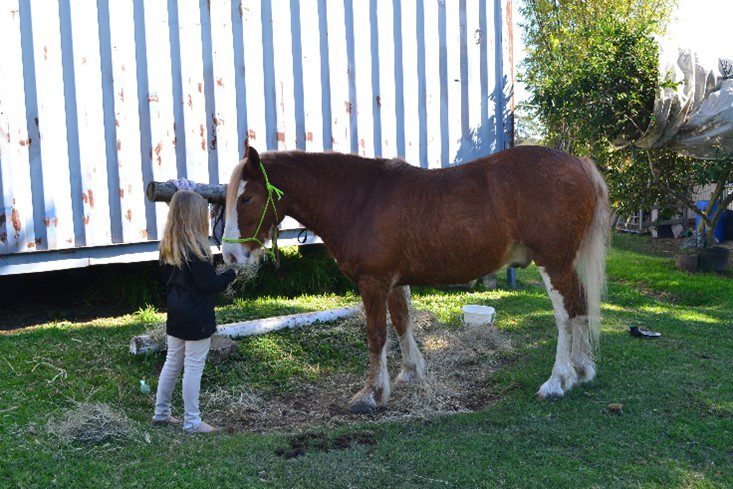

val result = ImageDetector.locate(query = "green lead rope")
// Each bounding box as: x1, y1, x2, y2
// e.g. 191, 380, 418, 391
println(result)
222, 162, 284, 264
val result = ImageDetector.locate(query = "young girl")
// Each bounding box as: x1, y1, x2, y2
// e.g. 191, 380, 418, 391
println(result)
153, 190, 236, 433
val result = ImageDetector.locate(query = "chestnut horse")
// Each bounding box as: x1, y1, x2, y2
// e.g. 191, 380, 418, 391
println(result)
223, 144, 609, 412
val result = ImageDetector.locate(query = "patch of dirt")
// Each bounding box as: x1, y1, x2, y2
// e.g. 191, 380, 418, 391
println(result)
274, 430, 377, 459
202, 310, 513, 433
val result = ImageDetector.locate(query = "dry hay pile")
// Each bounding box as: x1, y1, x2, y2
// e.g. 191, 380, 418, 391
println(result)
203, 309, 512, 432
217, 262, 261, 298
47, 402, 137, 446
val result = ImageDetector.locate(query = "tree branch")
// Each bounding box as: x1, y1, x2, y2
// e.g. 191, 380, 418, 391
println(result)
645, 151, 713, 227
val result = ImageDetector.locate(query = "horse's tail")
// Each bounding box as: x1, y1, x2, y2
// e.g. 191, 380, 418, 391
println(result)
575, 158, 611, 352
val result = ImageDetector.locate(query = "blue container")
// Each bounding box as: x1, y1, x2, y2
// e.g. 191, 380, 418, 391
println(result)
695, 200, 728, 243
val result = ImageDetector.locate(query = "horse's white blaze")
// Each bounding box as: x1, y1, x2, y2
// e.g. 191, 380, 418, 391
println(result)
538, 266, 577, 398
222, 180, 251, 265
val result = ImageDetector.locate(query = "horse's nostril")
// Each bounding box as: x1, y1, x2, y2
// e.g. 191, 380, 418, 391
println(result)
244, 251, 251, 259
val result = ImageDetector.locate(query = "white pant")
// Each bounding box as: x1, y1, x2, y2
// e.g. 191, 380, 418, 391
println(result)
153, 335, 211, 431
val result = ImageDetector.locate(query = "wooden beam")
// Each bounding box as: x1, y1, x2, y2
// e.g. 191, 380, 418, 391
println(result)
145, 181, 228, 204
130, 306, 360, 355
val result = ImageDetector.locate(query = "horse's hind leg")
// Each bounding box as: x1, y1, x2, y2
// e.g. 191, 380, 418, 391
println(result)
387, 286, 426, 386
537, 266, 586, 399
348, 277, 391, 413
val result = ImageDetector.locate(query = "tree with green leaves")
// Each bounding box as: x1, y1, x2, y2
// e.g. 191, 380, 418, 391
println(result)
520, 0, 731, 247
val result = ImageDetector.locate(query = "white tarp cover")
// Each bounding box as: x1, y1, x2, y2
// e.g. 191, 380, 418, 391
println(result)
634, 0, 733, 159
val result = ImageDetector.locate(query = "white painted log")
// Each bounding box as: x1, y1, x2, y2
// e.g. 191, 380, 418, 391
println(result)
130, 306, 360, 355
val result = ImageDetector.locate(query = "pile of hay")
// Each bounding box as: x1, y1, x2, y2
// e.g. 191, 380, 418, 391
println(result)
47, 403, 137, 445
203, 309, 512, 432
217, 262, 261, 298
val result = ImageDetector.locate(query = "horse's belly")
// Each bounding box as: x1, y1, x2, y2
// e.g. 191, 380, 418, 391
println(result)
397, 248, 506, 286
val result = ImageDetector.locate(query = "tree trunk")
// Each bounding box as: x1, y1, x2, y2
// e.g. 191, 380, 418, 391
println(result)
146, 181, 228, 204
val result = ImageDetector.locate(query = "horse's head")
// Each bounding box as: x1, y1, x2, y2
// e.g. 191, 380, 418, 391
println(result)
222, 143, 284, 266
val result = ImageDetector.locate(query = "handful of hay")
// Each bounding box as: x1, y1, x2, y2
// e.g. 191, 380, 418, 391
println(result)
47, 403, 137, 446
217, 261, 261, 298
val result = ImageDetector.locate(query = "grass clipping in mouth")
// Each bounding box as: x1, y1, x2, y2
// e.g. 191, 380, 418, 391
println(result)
47, 402, 138, 446
217, 261, 261, 298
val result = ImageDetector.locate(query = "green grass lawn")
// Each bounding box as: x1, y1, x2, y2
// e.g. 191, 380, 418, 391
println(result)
1, 234, 731, 488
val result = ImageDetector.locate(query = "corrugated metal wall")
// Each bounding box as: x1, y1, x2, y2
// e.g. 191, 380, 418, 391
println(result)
0, 0, 513, 269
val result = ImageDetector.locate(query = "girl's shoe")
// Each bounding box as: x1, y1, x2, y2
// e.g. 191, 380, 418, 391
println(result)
186, 421, 219, 434
152, 416, 181, 425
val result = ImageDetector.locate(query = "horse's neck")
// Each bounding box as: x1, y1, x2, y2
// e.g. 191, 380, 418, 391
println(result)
265, 152, 367, 243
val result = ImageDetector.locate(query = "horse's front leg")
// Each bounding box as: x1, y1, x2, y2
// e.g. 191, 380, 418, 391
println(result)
348, 277, 391, 413
387, 286, 426, 386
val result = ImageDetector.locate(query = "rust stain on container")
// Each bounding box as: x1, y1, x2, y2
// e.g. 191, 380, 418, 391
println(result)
66, 238, 72, 244
82, 192, 88, 204
201, 138, 206, 151
43, 46, 47, 60
376, 95, 381, 108
119, 188, 125, 198
216, 78, 223, 87
119, 88, 124, 101
345, 101, 352, 114
210, 135, 217, 150
43, 217, 50, 228
198, 83, 203, 93
199, 124, 205, 137
213, 115, 223, 126
84, 215, 90, 225
87, 189, 94, 208
125, 209, 132, 222
116, 139, 121, 151
148, 94, 159, 102
306, 132, 313, 142
248, 129, 256, 140
11, 208, 21, 233
140, 229, 148, 239
10, 207, 23, 233
19, 138, 31, 146
27, 241, 35, 248
81, 56, 87, 65
276, 131, 285, 142
239, 2, 244, 17
53, 217, 58, 227
187, 94, 193, 109
154, 142, 162, 165
115, 118, 119, 127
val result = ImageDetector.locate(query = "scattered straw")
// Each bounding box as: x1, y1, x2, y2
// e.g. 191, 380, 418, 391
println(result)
47, 402, 137, 446
201, 309, 513, 432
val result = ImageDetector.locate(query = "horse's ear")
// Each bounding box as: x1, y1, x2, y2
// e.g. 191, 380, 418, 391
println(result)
241, 144, 262, 180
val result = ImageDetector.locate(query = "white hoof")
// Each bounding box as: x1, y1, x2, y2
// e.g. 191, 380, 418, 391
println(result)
395, 367, 425, 387
537, 370, 577, 399
537, 378, 565, 399
574, 361, 596, 383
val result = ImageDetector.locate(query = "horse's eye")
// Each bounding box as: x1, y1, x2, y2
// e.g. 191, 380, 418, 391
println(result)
240, 195, 252, 204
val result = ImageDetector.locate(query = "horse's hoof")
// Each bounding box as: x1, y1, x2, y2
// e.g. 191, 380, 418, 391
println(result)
573, 362, 596, 384
537, 378, 565, 400
395, 368, 425, 387
347, 391, 377, 414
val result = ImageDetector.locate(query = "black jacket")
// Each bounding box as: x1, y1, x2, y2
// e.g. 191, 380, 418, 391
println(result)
162, 255, 236, 341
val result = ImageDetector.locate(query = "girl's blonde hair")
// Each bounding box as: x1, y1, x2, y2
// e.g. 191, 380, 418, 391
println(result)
159, 190, 212, 268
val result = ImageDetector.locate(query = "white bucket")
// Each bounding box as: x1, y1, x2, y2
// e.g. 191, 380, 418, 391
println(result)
462, 305, 496, 326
